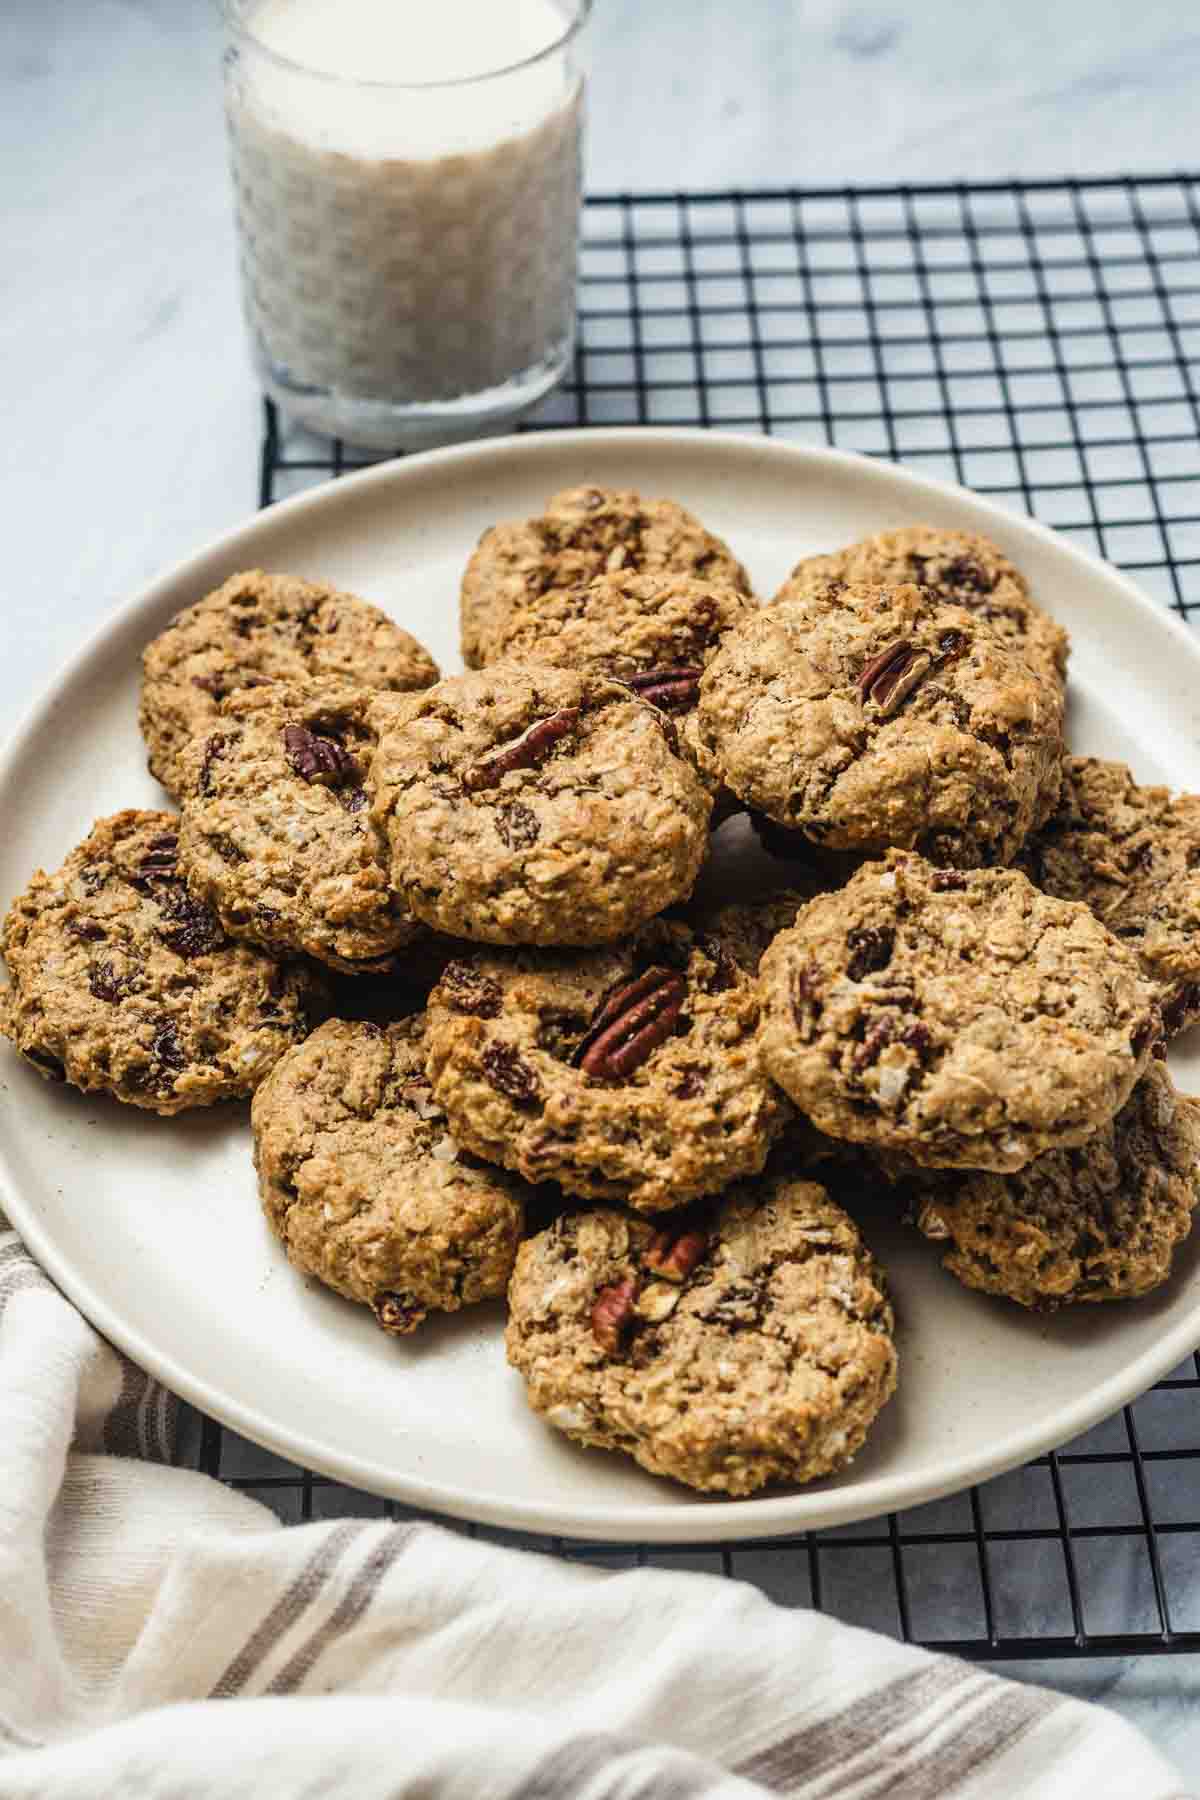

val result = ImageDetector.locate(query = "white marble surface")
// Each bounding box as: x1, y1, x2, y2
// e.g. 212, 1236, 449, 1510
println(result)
4, 0, 1200, 1781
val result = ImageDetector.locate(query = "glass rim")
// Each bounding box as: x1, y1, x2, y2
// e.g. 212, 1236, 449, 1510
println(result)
222, 0, 592, 91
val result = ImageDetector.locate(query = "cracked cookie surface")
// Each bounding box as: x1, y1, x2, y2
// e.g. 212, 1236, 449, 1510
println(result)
460, 484, 751, 670
1017, 756, 1200, 1038
140, 569, 438, 799
759, 852, 1158, 1170
252, 1014, 527, 1334
775, 524, 1068, 687
177, 678, 421, 975
909, 1062, 1200, 1307
425, 919, 791, 1211
697, 581, 1065, 866
0, 809, 322, 1113
505, 1175, 897, 1494
367, 666, 712, 946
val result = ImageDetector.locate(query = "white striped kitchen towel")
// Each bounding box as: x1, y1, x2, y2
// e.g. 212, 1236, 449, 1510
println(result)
0, 1214, 1188, 1800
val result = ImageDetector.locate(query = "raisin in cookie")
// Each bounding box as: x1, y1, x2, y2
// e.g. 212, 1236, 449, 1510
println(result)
252, 1014, 527, 1335
775, 525, 1068, 687
425, 920, 791, 1211
505, 1175, 897, 1495
697, 581, 1064, 867
368, 666, 712, 946
177, 678, 420, 975
140, 569, 439, 799
0, 810, 321, 1113
460, 484, 751, 670
1017, 756, 1200, 1038
759, 853, 1158, 1170
909, 1063, 1200, 1308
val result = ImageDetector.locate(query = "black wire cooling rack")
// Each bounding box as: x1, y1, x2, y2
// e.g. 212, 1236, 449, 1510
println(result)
179, 174, 1200, 1662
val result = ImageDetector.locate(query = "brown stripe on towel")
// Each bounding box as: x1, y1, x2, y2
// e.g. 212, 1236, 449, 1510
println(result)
209, 1520, 362, 1697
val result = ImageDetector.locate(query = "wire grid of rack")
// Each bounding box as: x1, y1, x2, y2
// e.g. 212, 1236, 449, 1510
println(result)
177, 174, 1200, 1662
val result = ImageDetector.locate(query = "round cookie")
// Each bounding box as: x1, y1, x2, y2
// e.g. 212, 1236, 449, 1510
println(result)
696, 581, 1065, 867
367, 666, 712, 946
775, 524, 1069, 687
252, 1014, 528, 1335
505, 1174, 897, 1495
460, 484, 751, 670
1017, 756, 1200, 1038
177, 678, 420, 975
759, 852, 1158, 1171
139, 569, 439, 799
425, 920, 792, 1212
0, 810, 322, 1113
911, 1062, 1200, 1308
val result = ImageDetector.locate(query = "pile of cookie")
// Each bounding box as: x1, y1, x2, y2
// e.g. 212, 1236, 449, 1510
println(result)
4, 483, 1200, 1501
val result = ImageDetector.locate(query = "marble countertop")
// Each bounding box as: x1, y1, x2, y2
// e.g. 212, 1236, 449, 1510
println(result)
4, 0, 1199, 1780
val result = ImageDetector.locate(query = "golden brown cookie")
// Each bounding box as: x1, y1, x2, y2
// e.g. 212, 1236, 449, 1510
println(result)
425, 920, 791, 1212
696, 582, 1065, 867
759, 852, 1158, 1170
251, 1013, 529, 1335
1017, 756, 1200, 1038
460, 484, 751, 669
367, 666, 712, 946
505, 1175, 897, 1495
776, 524, 1068, 686
909, 1062, 1200, 1307
0, 810, 322, 1113
139, 569, 438, 798
177, 678, 420, 975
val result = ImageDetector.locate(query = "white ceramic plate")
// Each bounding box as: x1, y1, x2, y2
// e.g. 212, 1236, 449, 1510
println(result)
4, 427, 1200, 1544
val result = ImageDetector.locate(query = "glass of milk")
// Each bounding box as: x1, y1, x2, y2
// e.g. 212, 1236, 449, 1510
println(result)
223, 0, 589, 449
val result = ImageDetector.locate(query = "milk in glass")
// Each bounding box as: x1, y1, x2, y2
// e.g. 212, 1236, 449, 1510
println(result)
224, 0, 586, 445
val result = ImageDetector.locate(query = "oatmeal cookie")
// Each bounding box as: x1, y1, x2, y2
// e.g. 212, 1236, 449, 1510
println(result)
252, 1014, 527, 1335
367, 666, 712, 946
759, 852, 1158, 1170
139, 569, 438, 798
505, 1174, 897, 1495
696, 581, 1065, 866
1017, 756, 1200, 1038
910, 1063, 1200, 1307
460, 484, 751, 669
776, 524, 1068, 686
177, 678, 420, 975
0, 810, 322, 1113
425, 920, 792, 1212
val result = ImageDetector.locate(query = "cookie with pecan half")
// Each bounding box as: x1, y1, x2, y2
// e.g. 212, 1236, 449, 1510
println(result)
907, 1062, 1200, 1308
1017, 756, 1200, 1038
139, 568, 438, 799
0, 809, 322, 1113
775, 524, 1068, 687
425, 920, 791, 1211
697, 581, 1064, 867
460, 484, 751, 670
759, 852, 1158, 1170
252, 1013, 529, 1335
505, 1174, 897, 1495
177, 677, 421, 975
367, 666, 713, 946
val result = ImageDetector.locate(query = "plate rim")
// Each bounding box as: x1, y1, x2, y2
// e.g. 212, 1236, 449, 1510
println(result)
4, 423, 1200, 1544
